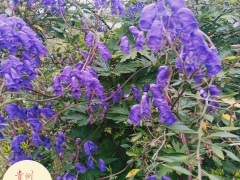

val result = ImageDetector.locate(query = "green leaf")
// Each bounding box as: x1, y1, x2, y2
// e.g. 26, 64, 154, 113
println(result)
203, 114, 214, 122
218, 46, 231, 61
113, 61, 141, 76
126, 151, 138, 156
162, 165, 192, 175
55, 32, 65, 40
92, 60, 111, 76
228, 57, 240, 62
208, 174, 225, 180
211, 126, 240, 131
109, 102, 129, 115
168, 125, 196, 133
156, 166, 173, 179
223, 149, 240, 162
212, 145, 224, 159
209, 132, 239, 138
61, 114, 88, 126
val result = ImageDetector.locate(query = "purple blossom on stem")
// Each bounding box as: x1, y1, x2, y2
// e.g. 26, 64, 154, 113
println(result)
120, 36, 130, 55
88, 156, 95, 169
71, 77, 82, 99
99, 159, 107, 172
31, 130, 43, 147
132, 86, 141, 101
128, 104, 141, 125
96, 42, 112, 61
53, 76, 63, 95
139, 4, 157, 31
156, 66, 169, 89
141, 92, 151, 119
60, 66, 72, 84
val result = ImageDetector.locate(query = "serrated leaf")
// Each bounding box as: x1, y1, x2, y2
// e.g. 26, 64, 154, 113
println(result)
126, 169, 140, 177
212, 145, 224, 159
109, 103, 129, 115
92, 60, 111, 76
223, 149, 240, 162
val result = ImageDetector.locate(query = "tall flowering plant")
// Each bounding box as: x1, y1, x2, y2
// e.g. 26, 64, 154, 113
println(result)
0, 0, 239, 179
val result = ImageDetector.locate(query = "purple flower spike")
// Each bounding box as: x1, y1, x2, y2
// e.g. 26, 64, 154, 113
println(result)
55, 140, 64, 153
57, 131, 65, 145
53, 76, 63, 95
11, 68, 23, 86
120, 36, 130, 55
96, 42, 112, 61
110, 0, 119, 15
204, 47, 221, 78
11, 134, 28, 153
132, 86, 141, 101
1, 60, 12, 77
71, 77, 82, 99
208, 85, 220, 97
110, 91, 119, 104
37, 153, 43, 160
85, 33, 94, 47
95, 0, 100, 8
141, 92, 151, 119
23, 60, 37, 80
41, 135, 52, 149
129, 26, 140, 39
88, 156, 95, 169
156, 0, 168, 16
27, 117, 42, 133
147, 20, 163, 53
142, 84, 150, 92
60, 66, 72, 84
31, 130, 42, 147
137, 0, 144, 11
75, 163, 86, 173
128, 104, 141, 125
177, 8, 198, 34
156, 66, 169, 89
4, 103, 19, 121
166, 0, 186, 15
9, 152, 26, 164
84, 141, 98, 155
139, 4, 157, 31
19, 107, 28, 121
5, 74, 18, 92
99, 159, 107, 172
150, 84, 164, 100
135, 31, 145, 51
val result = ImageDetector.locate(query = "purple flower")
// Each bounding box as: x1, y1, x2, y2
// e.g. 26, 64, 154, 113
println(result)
139, 4, 157, 31
60, 66, 72, 84
41, 135, 52, 149
88, 156, 95, 169
142, 84, 150, 92
141, 92, 151, 119
132, 86, 141, 101
84, 141, 98, 155
9, 152, 26, 164
204, 47, 221, 78
96, 42, 112, 61
156, 0, 168, 16
199, 88, 208, 98
129, 26, 140, 39
5, 74, 19, 92
9, 56, 25, 74
137, 0, 144, 11
23, 60, 37, 80
55, 140, 64, 153
84, 51, 89, 60
208, 85, 220, 97
150, 84, 164, 100
19, 107, 28, 121
28, 103, 39, 119
11, 134, 28, 153
4, 103, 19, 121
110, 91, 119, 104
166, 0, 186, 15
194, 69, 205, 83
128, 104, 141, 125
81, 17, 85, 25
0, 114, 6, 129
27, 117, 42, 133
32, 39, 48, 56
120, 36, 130, 55
57, 131, 65, 145
75, 163, 86, 173
110, 0, 118, 15
118, 0, 126, 16
0, 60, 12, 78
85, 33, 94, 47
153, 99, 176, 125
23, 78, 33, 91
54, 177, 62, 180
11, 68, 23, 86
147, 20, 163, 53
135, 31, 145, 51
99, 159, 107, 172
208, 99, 219, 113
88, 115, 94, 125
103, 25, 108, 32
27, 155, 33, 160
31, 130, 42, 147
71, 77, 82, 99
95, 0, 101, 8
156, 66, 169, 89
129, 6, 134, 18
39, 103, 55, 118
53, 76, 63, 95
35, 56, 42, 67
145, 175, 157, 180
58, 0, 65, 6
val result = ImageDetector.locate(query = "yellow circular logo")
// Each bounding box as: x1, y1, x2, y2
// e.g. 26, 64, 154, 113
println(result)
3, 160, 52, 180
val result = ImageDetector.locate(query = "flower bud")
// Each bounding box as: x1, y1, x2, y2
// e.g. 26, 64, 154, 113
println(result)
18, 127, 25, 134
88, 106, 94, 114
80, 17, 85, 25
68, 54, 73, 62
36, 68, 43, 76
187, 1, 192, 8
88, 115, 94, 125
103, 25, 108, 32
19, 6, 25, 12
100, 114, 105, 121
76, 138, 81, 145
5, 165, 9, 170
102, 107, 108, 114
9, 130, 15, 137
62, 142, 68, 149
3, 128, 8, 135
54, 116, 59, 123
61, 59, 64, 66
59, 152, 64, 160
31, 4, 35, 9
52, 52, 60, 63
85, 107, 90, 114
70, 154, 76, 161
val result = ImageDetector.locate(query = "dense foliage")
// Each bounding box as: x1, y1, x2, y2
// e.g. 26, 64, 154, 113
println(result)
0, 0, 240, 180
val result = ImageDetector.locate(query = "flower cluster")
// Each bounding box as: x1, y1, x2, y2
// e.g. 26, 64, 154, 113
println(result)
128, 0, 144, 18
0, 15, 47, 92
3, 102, 55, 164
128, 82, 176, 126
199, 85, 220, 113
